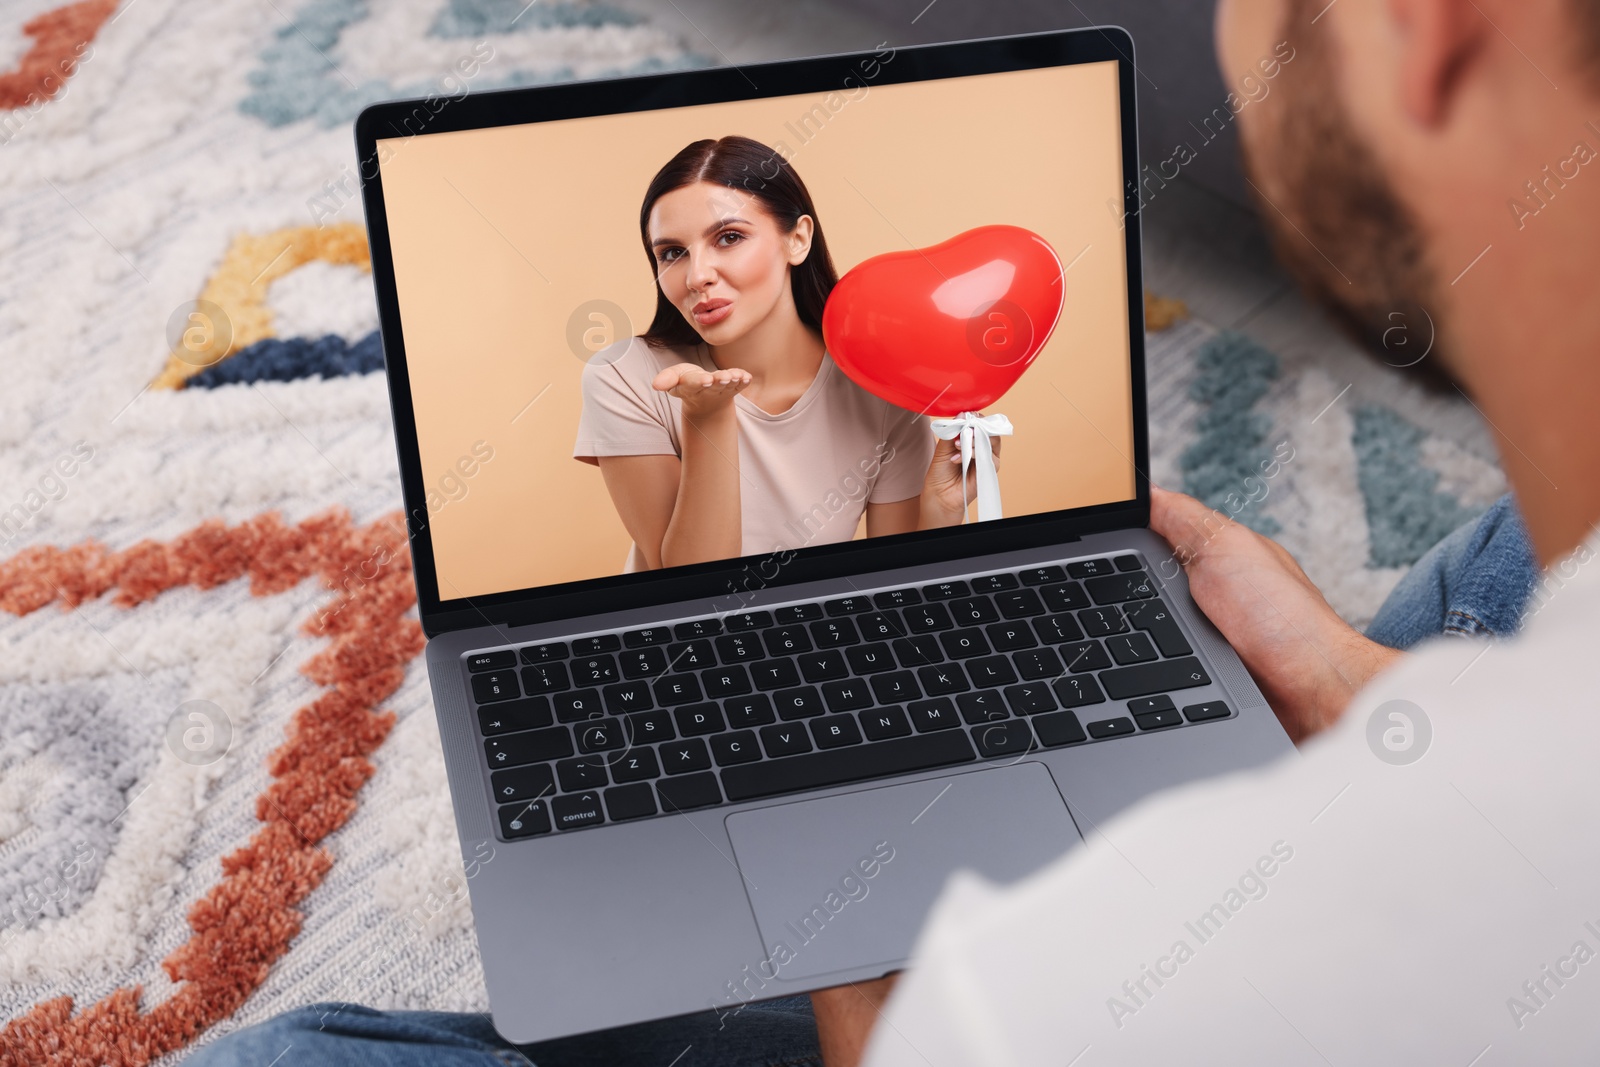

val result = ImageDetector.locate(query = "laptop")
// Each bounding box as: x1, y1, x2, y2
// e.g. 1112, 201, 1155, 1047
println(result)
354, 25, 1294, 1045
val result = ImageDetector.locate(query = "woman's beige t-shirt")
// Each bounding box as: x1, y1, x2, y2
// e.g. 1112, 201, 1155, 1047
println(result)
573, 336, 935, 572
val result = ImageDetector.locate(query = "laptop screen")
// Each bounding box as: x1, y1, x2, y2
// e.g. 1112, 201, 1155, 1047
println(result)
374, 56, 1135, 606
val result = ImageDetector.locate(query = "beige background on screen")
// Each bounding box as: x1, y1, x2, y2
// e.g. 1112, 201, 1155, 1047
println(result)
378, 59, 1135, 602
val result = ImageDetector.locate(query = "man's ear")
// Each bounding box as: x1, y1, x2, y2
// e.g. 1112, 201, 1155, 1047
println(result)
1389, 0, 1490, 125
788, 214, 814, 265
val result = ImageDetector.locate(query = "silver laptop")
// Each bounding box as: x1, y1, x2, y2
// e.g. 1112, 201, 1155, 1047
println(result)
355, 25, 1294, 1044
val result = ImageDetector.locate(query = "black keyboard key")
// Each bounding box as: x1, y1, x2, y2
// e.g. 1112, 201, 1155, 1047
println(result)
715, 633, 763, 663
970, 573, 1019, 593
1060, 640, 1112, 673
1033, 613, 1086, 644
940, 629, 991, 659
1041, 582, 1091, 613
1086, 571, 1158, 605
809, 618, 860, 648
917, 663, 969, 695
1052, 675, 1106, 709
966, 655, 1018, 688
603, 681, 653, 716
858, 611, 907, 640
873, 588, 922, 609
923, 580, 970, 600
653, 675, 704, 706
765, 626, 813, 656
611, 747, 661, 782
825, 596, 874, 616
1079, 607, 1127, 637
903, 604, 954, 633
812, 714, 864, 748
1124, 599, 1193, 657
620, 647, 669, 679
774, 603, 823, 624
859, 705, 912, 741
870, 671, 920, 704
472, 671, 520, 704
986, 621, 1037, 652
908, 698, 961, 732
1067, 558, 1115, 579
1018, 565, 1067, 586
576, 720, 624, 753
499, 799, 551, 838
711, 730, 762, 766
1013, 647, 1064, 680
657, 772, 722, 812
1183, 700, 1232, 723
624, 626, 672, 648
845, 643, 896, 674
519, 642, 568, 664
722, 731, 977, 801
703, 665, 752, 698
776, 686, 827, 720
995, 590, 1045, 619
667, 639, 716, 670
724, 694, 776, 728
1113, 554, 1144, 572
1135, 708, 1183, 730
1034, 710, 1087, 747
1107, 632, 1158, 665
661, 738, 711, 774
1087, 716, 1135, 739
604, 783, 657, 821
571, 635, 621, 655
478, 697, 552, 736
486, 726, 572, 768
1128, 695, 1177, 715
1101, 657, 1211, 700
674, 702, 725, 736
548, 791, 602, 832
572, 655, 619, 686
798, 650, 849, 683
973, 719, 1035, 757
761, 723, 814, 757
1004, 682, 1057, 715
557, 756, 608, 791
468, 650, 515, 672
623, 709, 675, 745
949, 597, 999, 626
748, 659, 800, 694
957, 690, 1008, 724
675, 618, 723, 639
724, 611, 774, 631
821, 679, 874, 712
892, 634, 944, 668
554, 689, 604, 723
490, 763, 555, 804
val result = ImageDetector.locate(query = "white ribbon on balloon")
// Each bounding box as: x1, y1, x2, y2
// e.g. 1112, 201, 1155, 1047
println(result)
929, 411, 1013, 522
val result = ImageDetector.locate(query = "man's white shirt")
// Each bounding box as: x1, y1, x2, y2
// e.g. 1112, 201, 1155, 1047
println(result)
864, 529, 1600, 1066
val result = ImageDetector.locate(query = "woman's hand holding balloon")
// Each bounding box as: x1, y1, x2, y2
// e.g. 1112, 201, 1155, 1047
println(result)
919, 432, 1002, 528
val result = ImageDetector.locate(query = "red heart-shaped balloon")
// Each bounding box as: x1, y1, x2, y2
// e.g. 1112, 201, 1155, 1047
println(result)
821, 224, 1065, 417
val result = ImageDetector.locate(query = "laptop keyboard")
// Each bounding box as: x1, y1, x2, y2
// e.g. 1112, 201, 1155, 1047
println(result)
464, 553, 1235, 839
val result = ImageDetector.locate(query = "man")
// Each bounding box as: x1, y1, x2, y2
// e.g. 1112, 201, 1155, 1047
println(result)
810, 0, 1600, 1062
192, 0, 1595, 1063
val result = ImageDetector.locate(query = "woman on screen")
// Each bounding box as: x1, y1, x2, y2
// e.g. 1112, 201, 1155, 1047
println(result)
573, 135, 996, 572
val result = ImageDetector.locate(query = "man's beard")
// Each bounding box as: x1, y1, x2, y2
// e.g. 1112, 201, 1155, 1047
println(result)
1240, 0, 1457, 392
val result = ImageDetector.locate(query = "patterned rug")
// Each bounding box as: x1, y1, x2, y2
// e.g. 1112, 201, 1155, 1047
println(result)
0, 3, 1505, 1062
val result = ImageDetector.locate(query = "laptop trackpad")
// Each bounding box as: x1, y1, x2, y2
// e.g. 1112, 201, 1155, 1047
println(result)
723, 762, 1082, 981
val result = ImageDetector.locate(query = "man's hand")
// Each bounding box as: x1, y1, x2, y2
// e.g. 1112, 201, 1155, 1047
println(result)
651, 362, 752, 420
811, 975, 898, 1067
1150, 485, 1402, 742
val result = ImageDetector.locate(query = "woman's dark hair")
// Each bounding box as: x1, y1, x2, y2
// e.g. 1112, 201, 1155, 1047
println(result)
637, 135, 838, 349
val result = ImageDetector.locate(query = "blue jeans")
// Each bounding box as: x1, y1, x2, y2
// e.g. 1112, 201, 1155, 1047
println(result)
189, 498, 1537, 1067
187, 997, 821, 1067
1365, 493, 1539, 649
